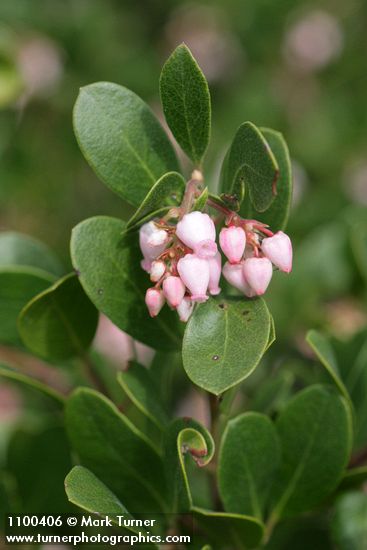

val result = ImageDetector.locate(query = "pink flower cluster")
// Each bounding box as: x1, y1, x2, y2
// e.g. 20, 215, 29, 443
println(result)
140, 211, 292, 322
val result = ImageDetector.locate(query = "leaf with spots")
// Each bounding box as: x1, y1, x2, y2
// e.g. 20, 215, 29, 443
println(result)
182, 296, 271, 395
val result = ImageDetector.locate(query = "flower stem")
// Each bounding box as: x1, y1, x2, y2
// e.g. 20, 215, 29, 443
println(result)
180, 170, 204, 216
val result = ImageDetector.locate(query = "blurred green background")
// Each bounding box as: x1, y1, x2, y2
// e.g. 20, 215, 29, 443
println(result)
0, 0, 367, 543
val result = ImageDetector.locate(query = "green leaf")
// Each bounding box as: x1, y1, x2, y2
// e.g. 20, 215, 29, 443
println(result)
0, 363, 65, 404
330, 330, 367, 450
73, 82, 179, 206
126, 172, 185, 230
65, 387, 167, 513
331, 491, 367, 550
65, 465, 128, 519
218, 412, 281, 520
18, 273, 98, 360
266, 315, 276, 350
0, 231, 64, 276
269, 385, 353, 519
164, 417, 214, 512
239, 129, 292, 231
220, 122, 279, 213
182, 296, 271, 395
264, 516, 333, 550
193, 187, 209, 211
64, 466, 159, 548
251, 370, 294, 416
192, 508, 264, 550
70, 216, 182, 351
160, 44, 211, 165
306, 330, 352, 409
0, 267, 55, 345
117, 363, 169, 430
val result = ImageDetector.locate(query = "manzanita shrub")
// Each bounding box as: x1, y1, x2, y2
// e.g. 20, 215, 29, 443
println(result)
0, 44, 365, 548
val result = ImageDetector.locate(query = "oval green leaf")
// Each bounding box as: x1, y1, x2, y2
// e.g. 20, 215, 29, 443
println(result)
65, 466, 159, 547
182, 296, 271, 395
65, 388, 167, 514
218, 412, 281, 520
0, 363, 65, 404
65, 465, 128, 519
18, 273, 98, 361
269, 384, 353, 519
0, 267, 55, 345
192, 507, 264, 550
160, 44, 211, 165
306, 330, 353, 412
117, 363, 169, 430
0, 231, 64, 276
239, 129, 292, 231
70, 216, 182, 351
126, 172, 185, 230
220, 122, 279, 213
73, 82, 179, 206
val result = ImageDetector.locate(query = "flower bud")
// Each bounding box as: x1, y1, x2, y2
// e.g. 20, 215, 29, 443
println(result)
162, 276, 186, 308
145, 288, 165, 317
177, 253, 210, 303
150, 260, 166, 282
242, 257, 273, 295
139, 222, 169, 272
176, 297, 194, 322
208, 251, 222, 295
176, 212, 216, 256
222, 261, 255, 297
219, 226, 246, 264
261, 231, 293, 273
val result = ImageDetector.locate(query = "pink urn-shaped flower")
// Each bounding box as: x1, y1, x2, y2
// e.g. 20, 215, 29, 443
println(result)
150, 260, 166, 282
177, 253, 210, 302
242, 257, 273, 296
208, 252, 222, 295
162, 276, 186, 308
222, 262, 256, 297
176, 211, 217, 258
261, 231, 293, 273
219, 226, 246, 264
145, 288, 165, 317
176, 296, 194, 322
139, 222, 169, 272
